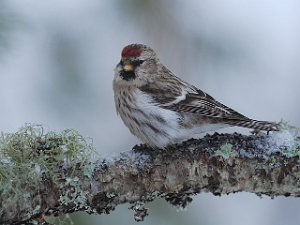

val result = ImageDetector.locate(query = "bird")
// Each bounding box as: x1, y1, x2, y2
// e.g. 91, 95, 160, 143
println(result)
113, 44, 279, 149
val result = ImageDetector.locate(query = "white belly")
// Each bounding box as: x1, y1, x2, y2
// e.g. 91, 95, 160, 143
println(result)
115, 89, 227, 148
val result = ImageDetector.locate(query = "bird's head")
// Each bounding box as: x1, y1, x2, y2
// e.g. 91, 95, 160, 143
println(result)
114, 44, 159, 87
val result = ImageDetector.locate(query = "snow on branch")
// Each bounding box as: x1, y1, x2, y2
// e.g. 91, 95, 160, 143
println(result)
0, 125, 300, 224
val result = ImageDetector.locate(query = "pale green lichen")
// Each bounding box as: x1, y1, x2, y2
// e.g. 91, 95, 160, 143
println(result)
281, 146, 300, 159
268, 155, 277, 167
215, 143, 237, 159
0, 124, 96, 223
252, 175, 259, 181
83, 163, 96, 179
59, 176, 91, 211
106, 192, 117, 198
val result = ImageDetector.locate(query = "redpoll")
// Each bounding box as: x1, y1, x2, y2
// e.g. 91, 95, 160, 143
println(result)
113, 44, 278, 148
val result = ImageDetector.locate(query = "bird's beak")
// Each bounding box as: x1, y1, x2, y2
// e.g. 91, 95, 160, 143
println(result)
123, 64, 134, 72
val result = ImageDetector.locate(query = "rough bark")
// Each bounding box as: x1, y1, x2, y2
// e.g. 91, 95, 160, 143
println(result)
1, 131, 300, 224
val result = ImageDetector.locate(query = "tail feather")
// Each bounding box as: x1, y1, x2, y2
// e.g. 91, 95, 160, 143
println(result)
225, 119, 279, 132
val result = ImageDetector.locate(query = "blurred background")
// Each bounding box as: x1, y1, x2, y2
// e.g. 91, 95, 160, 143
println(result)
1, 0, 300, 224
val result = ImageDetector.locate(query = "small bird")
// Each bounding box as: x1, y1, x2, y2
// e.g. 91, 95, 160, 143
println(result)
113, 44, 278, 148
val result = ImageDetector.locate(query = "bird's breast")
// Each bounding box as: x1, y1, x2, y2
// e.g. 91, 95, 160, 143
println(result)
114, 88, 184, 147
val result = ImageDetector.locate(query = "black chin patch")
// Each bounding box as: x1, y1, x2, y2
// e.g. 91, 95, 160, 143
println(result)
120, 70, 136, 81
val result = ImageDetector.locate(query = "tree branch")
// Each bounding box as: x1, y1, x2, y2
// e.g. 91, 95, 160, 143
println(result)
1, 126, 300, 224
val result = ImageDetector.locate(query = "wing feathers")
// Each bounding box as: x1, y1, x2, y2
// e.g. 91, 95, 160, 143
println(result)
161, 89, 249, 120
138, 72, 249, 120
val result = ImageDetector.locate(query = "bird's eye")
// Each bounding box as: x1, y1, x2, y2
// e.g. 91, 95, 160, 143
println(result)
133, 60, 144, 67
119, 60, 124, 66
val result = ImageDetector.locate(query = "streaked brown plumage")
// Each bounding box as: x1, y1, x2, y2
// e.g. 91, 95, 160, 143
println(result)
113, 44, 279, 148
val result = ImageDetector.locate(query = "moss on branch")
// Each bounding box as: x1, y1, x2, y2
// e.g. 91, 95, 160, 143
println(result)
0, 124, 299, 224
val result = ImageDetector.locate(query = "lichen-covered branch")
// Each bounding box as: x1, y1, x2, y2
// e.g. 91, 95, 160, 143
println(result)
0, 125, 300, 224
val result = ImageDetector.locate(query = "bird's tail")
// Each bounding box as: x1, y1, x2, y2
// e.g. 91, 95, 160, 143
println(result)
225, 118, 279, 132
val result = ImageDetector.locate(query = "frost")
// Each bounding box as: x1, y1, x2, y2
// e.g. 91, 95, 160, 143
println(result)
267, 129, 299, 155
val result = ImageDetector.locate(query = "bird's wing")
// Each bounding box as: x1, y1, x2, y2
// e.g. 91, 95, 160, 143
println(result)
139, 78, 248, 120
162, 88, 249, 119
